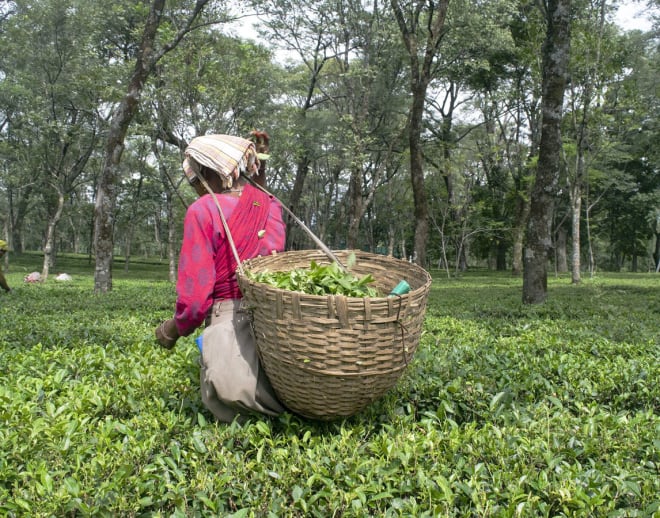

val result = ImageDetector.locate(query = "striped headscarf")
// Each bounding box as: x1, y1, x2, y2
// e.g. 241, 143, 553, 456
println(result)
182, 135, 260, 189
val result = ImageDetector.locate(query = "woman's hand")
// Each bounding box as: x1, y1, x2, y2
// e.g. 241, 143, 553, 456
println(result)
155, 318, 180, 350
250, 130, 270, 156
250, 130, 270, 187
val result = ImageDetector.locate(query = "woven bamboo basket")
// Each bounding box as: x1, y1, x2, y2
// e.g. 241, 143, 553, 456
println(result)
236, 249, 432, 420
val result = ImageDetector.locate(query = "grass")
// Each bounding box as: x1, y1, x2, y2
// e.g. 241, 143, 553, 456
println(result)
0, 254, 658, 516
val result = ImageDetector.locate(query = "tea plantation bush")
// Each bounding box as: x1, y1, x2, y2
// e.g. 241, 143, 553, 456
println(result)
0, 255, 658, 516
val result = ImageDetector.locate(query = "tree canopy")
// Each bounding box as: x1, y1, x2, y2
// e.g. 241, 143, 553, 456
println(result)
1, 0, 658, 294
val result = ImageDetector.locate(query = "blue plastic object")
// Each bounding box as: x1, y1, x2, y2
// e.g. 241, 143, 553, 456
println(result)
388, 280, 411, 297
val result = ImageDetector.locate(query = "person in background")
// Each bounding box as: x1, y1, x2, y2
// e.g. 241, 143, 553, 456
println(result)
0, 240, 11, 293
155, 132, 286, 423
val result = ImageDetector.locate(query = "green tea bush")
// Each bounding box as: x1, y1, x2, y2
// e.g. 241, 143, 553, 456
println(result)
0, 256, 658, 516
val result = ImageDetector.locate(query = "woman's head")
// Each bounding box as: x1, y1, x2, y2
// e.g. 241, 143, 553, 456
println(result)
182, 134, 264, 191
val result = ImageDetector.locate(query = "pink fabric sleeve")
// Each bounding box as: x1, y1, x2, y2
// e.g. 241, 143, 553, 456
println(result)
174, 200, 219, 336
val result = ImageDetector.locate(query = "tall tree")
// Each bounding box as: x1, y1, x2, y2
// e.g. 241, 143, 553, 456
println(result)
523, 0, 572, 304
252, 0, 340, 250
391, 0, 450, 267
598, 24, 660, 272
323, 1, 408, 249
93, 0, 212, 293
0, 0, 103, 272
507, 2, 545, 276
424, 0, 521, 272
151, 136, 180, 281
564, 0, 610, 283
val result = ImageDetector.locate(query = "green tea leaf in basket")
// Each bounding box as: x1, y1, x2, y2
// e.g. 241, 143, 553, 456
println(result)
246, 260, 381, 297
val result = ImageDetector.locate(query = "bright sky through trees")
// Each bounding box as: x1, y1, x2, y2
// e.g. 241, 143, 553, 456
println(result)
614, 0, 657, 30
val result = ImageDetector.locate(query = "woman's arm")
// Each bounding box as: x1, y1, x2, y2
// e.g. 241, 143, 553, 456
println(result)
173, 200, 218, 336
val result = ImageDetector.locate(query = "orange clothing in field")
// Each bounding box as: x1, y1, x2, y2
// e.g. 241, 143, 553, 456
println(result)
0, 241, 11, 292
0, 260, 9, 292
0, 266, 9, 292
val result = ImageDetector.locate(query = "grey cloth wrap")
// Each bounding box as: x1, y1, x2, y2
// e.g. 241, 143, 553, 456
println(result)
199, 299, 285, 423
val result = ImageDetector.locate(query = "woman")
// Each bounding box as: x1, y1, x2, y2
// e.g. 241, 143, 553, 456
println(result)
0, 240, 11, 293
155, 132, 286, 423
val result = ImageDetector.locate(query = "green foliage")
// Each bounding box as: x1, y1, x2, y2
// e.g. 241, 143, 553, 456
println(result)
0, 258, 659, 516
246, 257, 381, 297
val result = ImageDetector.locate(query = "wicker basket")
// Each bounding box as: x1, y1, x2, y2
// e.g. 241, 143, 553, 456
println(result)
236, 249, 432, 420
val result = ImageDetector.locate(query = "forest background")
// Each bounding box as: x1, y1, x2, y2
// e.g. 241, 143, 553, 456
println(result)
0, 0, 658, 286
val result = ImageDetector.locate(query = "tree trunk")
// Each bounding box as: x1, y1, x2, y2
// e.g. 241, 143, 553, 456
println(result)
391, 0, 449, 268
523, 0, 571, 304
286, 53, 326, 251
153, 212, 162, 259
556, 226, 568, 273
158, 166, 177, 283
496, 239, 507, 271
386, 182, 396, 256
511, 193, 530, 276
572, 0, 605, 281
94, 0, 166, 292
94, 101, 138, 291
513, 91, 541, 276
68, 216, 81, 254
93, 0, 209, 292
124, 173, 143, 273
9, 185, 32, 254
167, 196, 176, 282
41, 190, 65, 281
2, 220, 9, 273
346, 166, 363, 249
286, 154, 311, 250
151, 134, 179, 277
586, 203, 596, 276
123, 224, 132, 272
409, 108, 429, 267
570, 184, 582, 282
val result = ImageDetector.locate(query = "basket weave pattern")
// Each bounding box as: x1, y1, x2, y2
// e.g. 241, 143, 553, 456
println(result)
237, 250, 432, 419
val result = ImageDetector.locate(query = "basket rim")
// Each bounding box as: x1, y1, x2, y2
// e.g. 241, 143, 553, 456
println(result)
238, 249, 432, 301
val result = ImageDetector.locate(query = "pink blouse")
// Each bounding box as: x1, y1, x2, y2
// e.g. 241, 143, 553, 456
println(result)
174, 186, 285, 336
